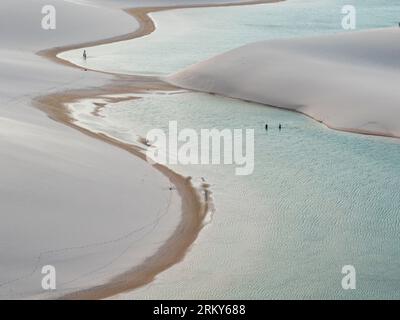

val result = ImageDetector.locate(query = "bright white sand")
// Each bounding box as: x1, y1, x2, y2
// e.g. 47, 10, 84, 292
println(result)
0, 0, 195, 299
168, 28, 400, 138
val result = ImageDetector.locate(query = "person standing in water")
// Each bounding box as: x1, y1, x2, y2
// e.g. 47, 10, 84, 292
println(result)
265, 123, 268, 131
279, 124, 282, 131
83, 50, 87, 60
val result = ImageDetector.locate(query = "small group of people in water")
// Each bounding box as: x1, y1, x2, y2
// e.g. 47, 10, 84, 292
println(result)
265, 123, 282, 131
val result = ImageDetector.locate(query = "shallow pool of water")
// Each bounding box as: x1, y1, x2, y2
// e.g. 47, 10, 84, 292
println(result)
59, 0, 400, 75
62, 0, 400, 299
70, 91, 400, 299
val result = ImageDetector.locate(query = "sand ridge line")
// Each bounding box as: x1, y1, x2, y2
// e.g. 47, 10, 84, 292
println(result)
34, 0, 282, 300
34, 78, 211, 300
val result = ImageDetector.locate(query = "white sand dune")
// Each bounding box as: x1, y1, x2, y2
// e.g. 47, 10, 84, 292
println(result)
167, 28, 400, 138
0, 0, 210, 299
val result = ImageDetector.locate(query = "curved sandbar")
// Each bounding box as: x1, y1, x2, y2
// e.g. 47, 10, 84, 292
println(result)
39, 0, 283, 72
35, 0, 282, 300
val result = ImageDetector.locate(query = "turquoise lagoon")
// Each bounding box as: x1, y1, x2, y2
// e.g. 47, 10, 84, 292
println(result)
60, 0, 400, 75
67, 0, 400, 298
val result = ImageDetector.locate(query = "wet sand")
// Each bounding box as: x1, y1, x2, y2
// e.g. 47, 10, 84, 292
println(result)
35, 0, 281, 300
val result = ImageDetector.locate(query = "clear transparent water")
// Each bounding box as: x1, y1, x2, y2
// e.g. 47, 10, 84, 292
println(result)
60, 0, 400, 75
71, 91, 400, 299
65, 0, 400, 298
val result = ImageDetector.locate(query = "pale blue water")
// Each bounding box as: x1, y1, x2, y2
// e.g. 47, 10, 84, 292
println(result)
66, 0, 400, 298
60, 0, 400, 75
76, 92, 400, 299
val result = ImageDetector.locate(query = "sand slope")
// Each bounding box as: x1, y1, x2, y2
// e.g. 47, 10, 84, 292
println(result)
0, 0, 180, 299
168, 28, 400, 138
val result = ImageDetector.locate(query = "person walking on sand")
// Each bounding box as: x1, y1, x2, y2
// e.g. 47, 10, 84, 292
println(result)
83, 50, 87, 60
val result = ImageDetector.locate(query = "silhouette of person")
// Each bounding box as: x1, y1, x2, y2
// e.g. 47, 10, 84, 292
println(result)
83, 50, 87, 60
265, 124, 268, 131
279, 124, 282, 131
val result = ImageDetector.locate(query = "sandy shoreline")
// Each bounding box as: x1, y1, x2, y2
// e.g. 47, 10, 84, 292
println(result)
35, 76, 211, 300
34, 0, 281, 300
170, 75, 400, 141
38, 0, 282, 73
167, 28, 400, 140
